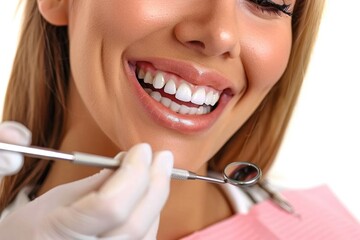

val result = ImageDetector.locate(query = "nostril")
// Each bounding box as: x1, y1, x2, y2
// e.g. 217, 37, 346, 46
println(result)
186, 40, 205, 50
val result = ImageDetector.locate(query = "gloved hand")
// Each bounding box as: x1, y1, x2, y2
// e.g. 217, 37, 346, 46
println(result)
0, 122, 174, 239
0, 121, 32, 176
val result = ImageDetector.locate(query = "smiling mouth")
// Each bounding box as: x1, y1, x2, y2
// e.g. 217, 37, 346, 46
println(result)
133, 62, 221, 115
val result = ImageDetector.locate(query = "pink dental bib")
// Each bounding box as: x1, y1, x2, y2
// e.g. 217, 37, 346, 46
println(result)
181, 186, 360, 240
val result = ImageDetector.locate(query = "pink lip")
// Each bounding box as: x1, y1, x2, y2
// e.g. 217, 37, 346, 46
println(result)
123, 58, 234, 134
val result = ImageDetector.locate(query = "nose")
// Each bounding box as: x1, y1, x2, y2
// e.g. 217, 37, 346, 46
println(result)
174, 1, 241, 58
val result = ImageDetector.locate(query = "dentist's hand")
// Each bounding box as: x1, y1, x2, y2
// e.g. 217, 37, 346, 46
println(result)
0, 122, 173, 239
0, 121, 31, 176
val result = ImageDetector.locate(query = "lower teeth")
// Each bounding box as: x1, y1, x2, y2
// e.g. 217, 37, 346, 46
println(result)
146, 89, 211, 115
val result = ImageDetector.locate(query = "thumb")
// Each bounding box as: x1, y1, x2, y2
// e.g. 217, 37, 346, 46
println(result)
0, 121, 32, 176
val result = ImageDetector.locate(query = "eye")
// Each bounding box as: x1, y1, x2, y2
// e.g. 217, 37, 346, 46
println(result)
247, 0, 293, 17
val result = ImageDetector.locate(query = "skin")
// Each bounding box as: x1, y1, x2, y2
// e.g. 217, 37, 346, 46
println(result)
37, 0, 294, 238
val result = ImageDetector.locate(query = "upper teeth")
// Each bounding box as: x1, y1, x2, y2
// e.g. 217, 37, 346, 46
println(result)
137, 68, 221, 107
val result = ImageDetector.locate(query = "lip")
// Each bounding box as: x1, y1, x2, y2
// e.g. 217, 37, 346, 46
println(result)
123, 58, 234, 134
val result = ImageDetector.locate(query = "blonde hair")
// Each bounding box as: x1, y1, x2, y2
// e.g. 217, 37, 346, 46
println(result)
0, 0, 325, 211
0, 0, 69, 210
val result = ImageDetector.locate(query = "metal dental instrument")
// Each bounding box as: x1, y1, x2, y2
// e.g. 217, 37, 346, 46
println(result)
258, 180, 301, 218
0, 142, 261, 187
172, 161, 261, 186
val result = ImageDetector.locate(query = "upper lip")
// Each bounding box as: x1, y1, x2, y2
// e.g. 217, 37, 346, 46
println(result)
130, 58, 238, 95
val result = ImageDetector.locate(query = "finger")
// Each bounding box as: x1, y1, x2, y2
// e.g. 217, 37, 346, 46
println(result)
0, 152, 24, 176
0, 121, 31, 176
101, 151, 173, 239
34, 154, 122, 209
0, 121, 32, 145
34, 169, 113, 210
48, 143, 153, 237
1, 169, 113, 239
97, 218, 159, 240
141, 216, 160, 240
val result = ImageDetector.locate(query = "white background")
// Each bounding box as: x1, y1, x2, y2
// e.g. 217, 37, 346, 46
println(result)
1, 2, 359, 220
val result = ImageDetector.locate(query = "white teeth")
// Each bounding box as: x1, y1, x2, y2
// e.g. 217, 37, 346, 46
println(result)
175, 82, 192, 102
205, 91, 214, 105
211, 92, 220, 106
170, 101, 181, 112
150, 91, 161, 102
204, 106, 211, 114
179, 105, 190, 114
137, 67, 221, 107
153, 72, 165, 89
191, 88, 206, 105
138, 68, 145, 79
160, 97, 171, 107
144, 72, 153, 84
197, 106, 211, 115
189, 107, 198, 115
197, 106, 205, 115
164, 79, 177, 95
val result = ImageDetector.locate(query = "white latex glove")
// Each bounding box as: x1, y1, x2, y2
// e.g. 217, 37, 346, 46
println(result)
0, 133, 173, 239
0, 121, 32, 176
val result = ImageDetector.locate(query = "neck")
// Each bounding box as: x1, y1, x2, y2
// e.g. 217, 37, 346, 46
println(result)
159, 180, 232, 239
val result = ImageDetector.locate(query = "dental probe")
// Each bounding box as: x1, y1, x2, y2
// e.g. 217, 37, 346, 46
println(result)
0, 142, 261, 187
258, 180, 301, 218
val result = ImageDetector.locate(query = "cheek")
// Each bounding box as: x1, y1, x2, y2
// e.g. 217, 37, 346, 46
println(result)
218, 21, 292, 145
67, 0, 179, 94
75, 1, 177, 44
241, 24, 292, 91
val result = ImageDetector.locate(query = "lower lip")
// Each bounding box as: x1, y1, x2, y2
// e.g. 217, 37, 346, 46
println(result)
124, 61, 232, 134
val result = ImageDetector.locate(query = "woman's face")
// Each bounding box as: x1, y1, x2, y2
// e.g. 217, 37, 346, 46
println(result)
67, 0, 294, 170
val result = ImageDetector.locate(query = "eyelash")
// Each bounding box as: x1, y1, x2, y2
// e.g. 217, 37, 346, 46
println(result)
247, 0, 293, 17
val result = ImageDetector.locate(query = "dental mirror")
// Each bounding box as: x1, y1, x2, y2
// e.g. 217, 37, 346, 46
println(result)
171, 161, 262, 187
0, 142, 262, 187
223, 162, 261, 186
